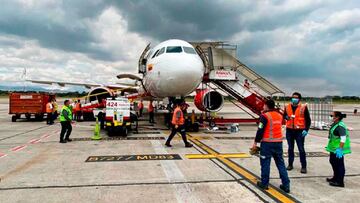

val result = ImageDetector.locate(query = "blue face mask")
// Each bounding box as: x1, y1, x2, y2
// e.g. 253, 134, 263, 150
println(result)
291, 98, 299, 105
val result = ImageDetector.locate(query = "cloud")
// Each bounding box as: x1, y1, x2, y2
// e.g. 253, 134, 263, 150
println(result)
0, 0, 359, 96
0, 0, 113, 60
110, 0, 247, 41
231, 7, 360, 96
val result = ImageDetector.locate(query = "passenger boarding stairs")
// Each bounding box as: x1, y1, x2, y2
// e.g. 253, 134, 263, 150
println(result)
212, 80, 265, 116
191, 42, 284, 117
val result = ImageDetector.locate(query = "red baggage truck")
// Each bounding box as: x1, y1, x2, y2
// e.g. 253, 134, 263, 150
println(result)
9, 93, 55, 122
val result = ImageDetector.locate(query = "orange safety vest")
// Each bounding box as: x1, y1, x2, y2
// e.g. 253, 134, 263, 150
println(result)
75, 103, 81, 111
46, 102, 53, 113
148, 103, 154, 112
172, 107, 185, 125
262, 111, 283, 142
285, 103, 306, 129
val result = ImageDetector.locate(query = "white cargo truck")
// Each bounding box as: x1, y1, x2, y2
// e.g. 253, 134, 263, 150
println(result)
105, 97, 132, 136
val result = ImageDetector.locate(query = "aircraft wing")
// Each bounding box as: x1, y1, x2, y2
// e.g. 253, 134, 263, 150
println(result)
27, 79, 101, 89
27, 79, 139, 93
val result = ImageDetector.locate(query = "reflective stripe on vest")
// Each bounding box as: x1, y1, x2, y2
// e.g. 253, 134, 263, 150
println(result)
171, 107, 184, 125
263, 111, 283, 142
286, 103, 306, 129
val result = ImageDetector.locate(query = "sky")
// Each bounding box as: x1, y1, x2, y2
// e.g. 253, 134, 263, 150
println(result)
0, 0, 359, 96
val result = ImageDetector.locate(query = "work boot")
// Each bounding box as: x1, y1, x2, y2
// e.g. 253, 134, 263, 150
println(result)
286, 165, 293, 171
59, 140, 67, 143
66, 138, 72, 142
256, 181, 268, 190
326, 177, 335, 182
185, 143, 193, 148
329, 181, 344, 187
165, 143, 172, 147
280, 184, 290, 193
300, 168, 307, 174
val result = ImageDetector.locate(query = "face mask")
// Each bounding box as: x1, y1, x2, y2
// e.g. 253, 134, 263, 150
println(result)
291, 98, 299, 105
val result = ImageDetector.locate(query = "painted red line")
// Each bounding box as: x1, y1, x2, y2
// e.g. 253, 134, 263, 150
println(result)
41, 134, 52, 139
53, 129, 60, 133
29, 138, 41, 144
11, 145, 27, 152
0, 153, 7, 158
41, 134, 50, 138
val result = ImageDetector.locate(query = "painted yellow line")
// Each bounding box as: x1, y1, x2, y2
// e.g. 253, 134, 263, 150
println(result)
185, 153, 250, 159
219, 153, 251, 158
218, 157, 294, 203
185, 154, 217, 159
189, 138, 296, 203
173, 135, 213, 140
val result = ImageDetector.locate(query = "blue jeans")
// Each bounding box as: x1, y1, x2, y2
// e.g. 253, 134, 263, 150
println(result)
286, 129, 306, 168
260, 142, 290, 187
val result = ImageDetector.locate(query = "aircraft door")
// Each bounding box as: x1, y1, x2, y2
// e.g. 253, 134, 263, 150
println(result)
194, 45, 210, 74
138, 43, 151, 74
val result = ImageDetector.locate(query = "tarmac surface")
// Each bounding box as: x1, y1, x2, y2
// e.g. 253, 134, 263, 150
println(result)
0, 98, 359, 203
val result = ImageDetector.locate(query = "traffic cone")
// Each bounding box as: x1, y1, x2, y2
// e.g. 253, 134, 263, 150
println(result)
91, 117, 102, 140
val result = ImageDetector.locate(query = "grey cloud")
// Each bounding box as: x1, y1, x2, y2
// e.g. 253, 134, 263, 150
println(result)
0, 1, 113, 60
0, 36, 23, 48
0, 0, 359, 96
110, 0, 328, 41
110, 0, 248, 41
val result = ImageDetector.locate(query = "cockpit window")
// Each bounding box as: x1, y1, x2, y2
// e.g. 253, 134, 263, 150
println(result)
183, 47, 196, 54
152, 49, 160, 58
156, 47, 165, 56
166, 46, 183, 53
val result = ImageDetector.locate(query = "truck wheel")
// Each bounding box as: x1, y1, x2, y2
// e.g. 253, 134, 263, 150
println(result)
11, 115, 17, 122
35, 114, 44, 121
108, 127, 115, 137
25, 113, 31, 120
121, 127, 128, 137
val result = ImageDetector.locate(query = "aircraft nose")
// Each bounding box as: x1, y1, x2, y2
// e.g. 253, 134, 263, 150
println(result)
167, 57, 204, 95
178, 56, 203, 74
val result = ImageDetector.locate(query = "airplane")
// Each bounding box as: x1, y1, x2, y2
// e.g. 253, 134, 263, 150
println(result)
28, 39, 225, 117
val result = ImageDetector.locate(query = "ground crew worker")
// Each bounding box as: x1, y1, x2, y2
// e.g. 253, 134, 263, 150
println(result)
284, 92, 311, 173
138, 100, 144, 117
59, 100, 73, 143
46, 99, 54, 125
148, 100, 155, 123
165, 101, 193, 148
75, 99, 82, 121
251, 99, 290, 193
326, 111, 351, 187
52, 99, 59, 120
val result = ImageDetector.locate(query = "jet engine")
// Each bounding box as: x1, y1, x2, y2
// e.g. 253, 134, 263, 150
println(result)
194, 89, 224, 112
87, 87, 115, 103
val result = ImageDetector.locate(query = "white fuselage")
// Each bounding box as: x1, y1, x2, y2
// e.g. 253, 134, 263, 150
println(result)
141, 39, 204, 98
